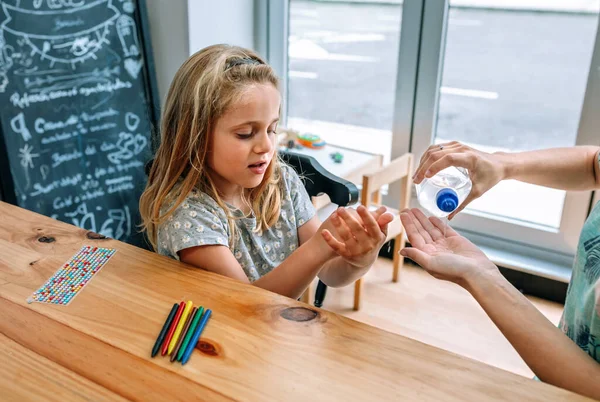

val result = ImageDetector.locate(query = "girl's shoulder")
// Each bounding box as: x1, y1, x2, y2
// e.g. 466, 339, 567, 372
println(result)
166, 188, 227, 223
279, 162, 295, 179
277, 163, 306, 204
279, 163, 303, 189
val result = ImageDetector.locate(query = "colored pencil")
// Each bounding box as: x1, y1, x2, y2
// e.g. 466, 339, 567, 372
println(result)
161, 301, 185, 356
168, 300, 194, 355
181, 309, 212, 365
177, 306, 204, 362
170, 307, 197, 362
151, 303, 178, 357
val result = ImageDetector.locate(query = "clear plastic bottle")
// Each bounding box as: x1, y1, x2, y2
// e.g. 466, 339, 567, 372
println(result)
416, 166, 472, 218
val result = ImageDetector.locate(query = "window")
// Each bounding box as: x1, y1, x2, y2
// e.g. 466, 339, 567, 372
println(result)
287, 0, 403, 162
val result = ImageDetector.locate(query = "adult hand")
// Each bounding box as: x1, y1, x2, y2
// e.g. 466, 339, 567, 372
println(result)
413, 142, 507, 219
399, 208, 498, 286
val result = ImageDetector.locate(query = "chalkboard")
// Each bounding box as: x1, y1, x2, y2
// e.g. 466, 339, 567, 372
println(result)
0, 0, 160, 249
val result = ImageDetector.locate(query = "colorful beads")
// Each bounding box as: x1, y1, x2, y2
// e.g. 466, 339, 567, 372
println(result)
28, 246, 116, 305
296, 133, 326, 149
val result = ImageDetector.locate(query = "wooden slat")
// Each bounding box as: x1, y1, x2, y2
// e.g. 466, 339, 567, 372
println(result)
0, 333, 129, 402
362, 153, 412, 198
357, 154, 411, 310
0, 201, 592, 402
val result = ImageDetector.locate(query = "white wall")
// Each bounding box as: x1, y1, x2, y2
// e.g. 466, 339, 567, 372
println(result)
146, 0, 190, 103
187, 0, 256, 55
144, 0, 260, 102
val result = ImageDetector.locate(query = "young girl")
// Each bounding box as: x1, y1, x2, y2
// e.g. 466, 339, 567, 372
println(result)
403, 142, 600, 399
140, 44, 393, 299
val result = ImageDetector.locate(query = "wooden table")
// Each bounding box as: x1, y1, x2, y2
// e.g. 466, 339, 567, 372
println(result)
0, 201, 591, 401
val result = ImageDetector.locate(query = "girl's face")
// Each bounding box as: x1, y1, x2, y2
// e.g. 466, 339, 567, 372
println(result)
208, 83, 280, 200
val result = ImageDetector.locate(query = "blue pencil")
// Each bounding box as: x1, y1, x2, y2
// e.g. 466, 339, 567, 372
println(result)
181, 309, 212, 365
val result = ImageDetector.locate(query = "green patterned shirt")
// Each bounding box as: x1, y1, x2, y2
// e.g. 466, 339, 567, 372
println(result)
559, 153, 600, 362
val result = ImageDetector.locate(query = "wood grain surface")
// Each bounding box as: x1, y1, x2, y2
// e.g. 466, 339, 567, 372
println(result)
0, 201, 591, 401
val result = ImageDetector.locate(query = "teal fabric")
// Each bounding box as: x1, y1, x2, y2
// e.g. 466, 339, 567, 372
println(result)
559, 153, 600, 362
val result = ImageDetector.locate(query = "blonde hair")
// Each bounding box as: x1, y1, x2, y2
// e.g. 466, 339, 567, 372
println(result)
139, 44, 282, 250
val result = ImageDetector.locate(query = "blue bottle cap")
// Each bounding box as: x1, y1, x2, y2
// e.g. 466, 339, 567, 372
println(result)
436, 188, 459, 213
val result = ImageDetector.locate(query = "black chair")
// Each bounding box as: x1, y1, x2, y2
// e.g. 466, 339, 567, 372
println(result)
279, 149, 359, 307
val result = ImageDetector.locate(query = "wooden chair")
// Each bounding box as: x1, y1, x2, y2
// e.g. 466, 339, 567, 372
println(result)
352, 153, 413, 311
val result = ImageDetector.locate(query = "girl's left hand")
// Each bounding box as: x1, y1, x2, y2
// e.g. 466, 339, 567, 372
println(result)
321, 205, 393, 269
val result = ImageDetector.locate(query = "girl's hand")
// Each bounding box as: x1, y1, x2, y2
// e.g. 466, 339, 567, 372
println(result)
399, 208, 498, 286
413, 141, 507, 219
321, 205, 393, 269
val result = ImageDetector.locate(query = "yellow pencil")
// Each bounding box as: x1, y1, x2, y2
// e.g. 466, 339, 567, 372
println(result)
168, 300, 193, 355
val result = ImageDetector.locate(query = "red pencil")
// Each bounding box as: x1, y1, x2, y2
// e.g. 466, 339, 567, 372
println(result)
161, 301, 185, 356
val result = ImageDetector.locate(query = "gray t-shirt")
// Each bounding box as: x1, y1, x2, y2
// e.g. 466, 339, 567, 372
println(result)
157, 165, 316, 281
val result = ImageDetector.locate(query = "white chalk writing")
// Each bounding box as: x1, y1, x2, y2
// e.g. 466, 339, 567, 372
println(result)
30, 173, 83, 196
51, 149, 82, 167
41, 131, 75, 145
10, 80, 131, 109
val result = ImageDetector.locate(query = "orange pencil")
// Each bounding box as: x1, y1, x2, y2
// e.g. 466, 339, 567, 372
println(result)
161, 301, 185, 356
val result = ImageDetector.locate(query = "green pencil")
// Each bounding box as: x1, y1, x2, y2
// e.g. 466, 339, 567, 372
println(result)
177, 306, 204, 361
